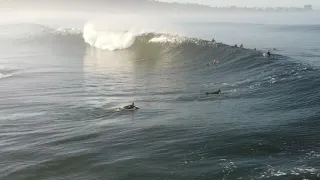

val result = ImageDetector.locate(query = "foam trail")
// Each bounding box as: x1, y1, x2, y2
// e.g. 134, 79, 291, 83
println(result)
149, 35, 181, 43
0, 73, 12, 79
83, 23, 136, 51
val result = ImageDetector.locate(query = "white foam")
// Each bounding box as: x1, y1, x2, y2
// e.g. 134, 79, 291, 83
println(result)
272, 170, 287, 176
83, 23, 137, 51
81, 15, 201, 51
0, 112, 46, 120
149, 34, 185, 44
149, 34, 205, 46
0, 73, 12, 79
306, 151, 320, 159
53, 28, 82, 35
261, 165, 319, 178
82, 16, 183, 51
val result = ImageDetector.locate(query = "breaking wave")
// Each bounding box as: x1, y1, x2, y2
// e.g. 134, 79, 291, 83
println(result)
82, 22, 195, 51
83, 23, 137, 51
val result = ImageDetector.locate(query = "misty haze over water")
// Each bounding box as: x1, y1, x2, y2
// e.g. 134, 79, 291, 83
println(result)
0, 0, 320, 180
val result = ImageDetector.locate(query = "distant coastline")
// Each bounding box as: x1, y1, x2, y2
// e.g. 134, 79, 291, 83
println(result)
0, 0, 318, 13
152, 1, 316, 13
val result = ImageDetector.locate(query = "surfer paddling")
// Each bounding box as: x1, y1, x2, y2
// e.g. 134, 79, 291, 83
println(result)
267, 50, 271, 57
123, 103, 139, 110
207, 60, 219, 66
206, 89, 221, 95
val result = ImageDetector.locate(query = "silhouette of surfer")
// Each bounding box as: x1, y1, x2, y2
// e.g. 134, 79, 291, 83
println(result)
267, 50, 271, 57
207, 60, 219, 66
240, 44, 243, 48
206, 89, 221, 95
123, 102, 137, 110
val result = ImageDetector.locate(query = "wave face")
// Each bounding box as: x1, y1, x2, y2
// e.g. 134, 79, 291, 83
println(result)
78, 22, 320, 115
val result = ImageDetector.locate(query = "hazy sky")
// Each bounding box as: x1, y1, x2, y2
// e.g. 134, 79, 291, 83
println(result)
159, 0, 320, 8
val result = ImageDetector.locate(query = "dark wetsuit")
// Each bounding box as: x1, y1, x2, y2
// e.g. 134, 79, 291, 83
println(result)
206, 89, 221, 95
267, 51, 271, 57
124, 103, 135, 109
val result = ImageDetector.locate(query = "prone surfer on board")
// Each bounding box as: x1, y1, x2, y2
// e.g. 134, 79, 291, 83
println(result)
206, 89, 221, 95
267, 50, 271, 57
123, 103, 138, 110
207, 60, 219, 66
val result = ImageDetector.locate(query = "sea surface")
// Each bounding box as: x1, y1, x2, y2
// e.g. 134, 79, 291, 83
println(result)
0, 12, 320, 180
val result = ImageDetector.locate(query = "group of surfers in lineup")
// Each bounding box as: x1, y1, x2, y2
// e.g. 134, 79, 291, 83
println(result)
212, 38, 275, 57
122, 38, 277, 110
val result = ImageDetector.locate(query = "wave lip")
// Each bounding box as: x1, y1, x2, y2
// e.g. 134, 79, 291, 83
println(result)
83, 23, 136, 51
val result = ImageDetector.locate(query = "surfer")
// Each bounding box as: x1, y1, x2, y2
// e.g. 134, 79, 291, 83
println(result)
273, 48, 277, 51
254, 48, 256, 51
206, 89, 221, 95
212, 38, 216, 43
267, 50, 271, 57
240, 44, 243, 48
234, 44, 238, 48
207, 60, 219, 66
123, 103, 137, 110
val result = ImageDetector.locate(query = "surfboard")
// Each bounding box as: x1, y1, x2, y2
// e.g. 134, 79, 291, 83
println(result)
122, 106, 139, 111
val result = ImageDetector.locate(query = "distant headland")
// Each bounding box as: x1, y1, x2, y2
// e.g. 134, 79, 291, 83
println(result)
1, 0, 317, 13
151, 1, 315, 13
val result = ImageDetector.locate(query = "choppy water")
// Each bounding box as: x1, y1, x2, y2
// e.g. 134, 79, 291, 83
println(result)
0, 15, 320, 180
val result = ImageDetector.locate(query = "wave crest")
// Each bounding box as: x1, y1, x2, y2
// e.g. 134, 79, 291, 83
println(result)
83, 23, 137, 51
82, 23, 211, 51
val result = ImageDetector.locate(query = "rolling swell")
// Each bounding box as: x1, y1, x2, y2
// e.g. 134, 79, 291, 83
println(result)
7, 25, 320, 126
27, 23, 320, 109
3, 24, 319, 109
1, 22, 320, 180
80, 25, 320, 131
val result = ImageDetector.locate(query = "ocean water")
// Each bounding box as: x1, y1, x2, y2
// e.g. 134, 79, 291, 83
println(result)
0, 12, 320, 180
